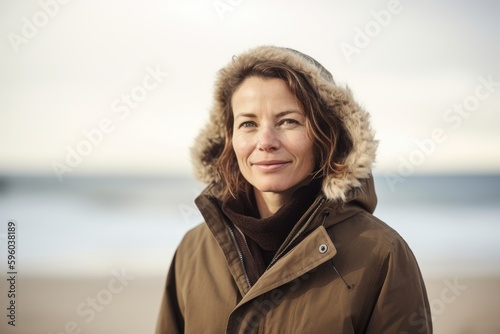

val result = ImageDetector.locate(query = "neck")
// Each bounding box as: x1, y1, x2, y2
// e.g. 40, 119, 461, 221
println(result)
253, 176, 313, 218
254, 191, 290, 218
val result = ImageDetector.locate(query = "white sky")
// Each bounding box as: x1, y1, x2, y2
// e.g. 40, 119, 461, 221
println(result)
1, 0, 499, 178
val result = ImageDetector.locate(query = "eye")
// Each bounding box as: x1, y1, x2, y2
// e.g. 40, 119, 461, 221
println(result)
239, 121, 256, 128
279, 118, 300, 126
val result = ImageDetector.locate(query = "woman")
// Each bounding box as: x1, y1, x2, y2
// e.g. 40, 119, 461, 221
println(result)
156, 46, 432, 333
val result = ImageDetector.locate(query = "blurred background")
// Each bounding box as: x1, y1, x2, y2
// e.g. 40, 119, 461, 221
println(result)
0, 0, 499, 333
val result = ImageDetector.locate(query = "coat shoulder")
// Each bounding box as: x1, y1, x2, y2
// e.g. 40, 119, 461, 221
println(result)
176, 222, 233, 274
180, 222, 212, 244
325, 209, 420, 277
329, 210, 405, 248
177, 222, 217, 259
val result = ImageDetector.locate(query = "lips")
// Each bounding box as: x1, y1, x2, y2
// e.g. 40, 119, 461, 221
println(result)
252, 160, 291, 172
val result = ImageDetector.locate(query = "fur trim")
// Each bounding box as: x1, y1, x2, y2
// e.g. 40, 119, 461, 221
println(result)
191, 46, 378, 201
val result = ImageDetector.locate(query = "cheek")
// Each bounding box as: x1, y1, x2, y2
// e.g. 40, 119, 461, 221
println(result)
232, 135, 251, 162
299, 139, 316, 170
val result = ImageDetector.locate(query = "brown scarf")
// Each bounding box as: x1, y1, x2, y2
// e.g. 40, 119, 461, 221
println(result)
221, 178, 322, 285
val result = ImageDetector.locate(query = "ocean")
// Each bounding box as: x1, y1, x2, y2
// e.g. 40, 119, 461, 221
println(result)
0, 174, 498, 280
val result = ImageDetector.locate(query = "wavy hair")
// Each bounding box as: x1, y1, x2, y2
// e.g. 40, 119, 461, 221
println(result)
214, 60, 353, 200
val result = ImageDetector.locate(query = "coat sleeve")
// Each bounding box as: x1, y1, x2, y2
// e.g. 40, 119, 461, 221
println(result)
155, 251, 184, 334
365, 237, 433, 334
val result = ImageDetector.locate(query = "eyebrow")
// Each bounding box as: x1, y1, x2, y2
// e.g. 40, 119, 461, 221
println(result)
234, 110, 303, 119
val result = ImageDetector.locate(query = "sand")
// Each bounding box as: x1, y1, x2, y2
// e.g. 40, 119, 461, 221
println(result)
1, 275, 499, 334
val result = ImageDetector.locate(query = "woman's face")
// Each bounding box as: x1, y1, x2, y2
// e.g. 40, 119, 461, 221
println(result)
231, 76, 315, 198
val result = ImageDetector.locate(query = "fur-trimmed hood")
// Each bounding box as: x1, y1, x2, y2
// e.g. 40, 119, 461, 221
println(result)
191, 45, 378, 202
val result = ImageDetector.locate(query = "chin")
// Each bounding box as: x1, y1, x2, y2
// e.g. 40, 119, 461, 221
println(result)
253, 182, 291, 194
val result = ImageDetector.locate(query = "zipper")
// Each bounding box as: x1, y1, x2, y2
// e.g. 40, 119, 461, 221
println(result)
267, 197, 327, 269
226, 222, 252, 288
207, 195, 252, 289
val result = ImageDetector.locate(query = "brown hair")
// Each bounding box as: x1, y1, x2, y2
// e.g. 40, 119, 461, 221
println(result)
214, 60, 353, 200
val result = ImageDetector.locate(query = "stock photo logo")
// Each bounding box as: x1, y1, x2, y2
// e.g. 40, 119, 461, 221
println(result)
50, 65, 169, 182
385, 75, 499, 191
340, 0, 405, 64
212, 0, 244, 21
7, 0, 73, 54
46, 269, 135, 334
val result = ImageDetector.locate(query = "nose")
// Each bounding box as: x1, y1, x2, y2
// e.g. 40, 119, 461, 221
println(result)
257, 126, 280, 152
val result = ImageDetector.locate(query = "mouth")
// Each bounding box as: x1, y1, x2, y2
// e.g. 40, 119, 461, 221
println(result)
252, 160, 291, 172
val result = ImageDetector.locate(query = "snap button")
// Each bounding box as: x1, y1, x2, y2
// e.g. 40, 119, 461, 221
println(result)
318, 244, 328, 254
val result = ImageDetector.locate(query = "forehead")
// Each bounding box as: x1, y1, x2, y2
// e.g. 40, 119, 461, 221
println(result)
231, 77, 302, 115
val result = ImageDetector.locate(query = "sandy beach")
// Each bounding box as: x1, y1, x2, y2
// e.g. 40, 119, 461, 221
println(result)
1, 274, 499, 334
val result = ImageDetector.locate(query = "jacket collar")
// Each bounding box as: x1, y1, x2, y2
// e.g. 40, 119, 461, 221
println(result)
194, 174, 375, 296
